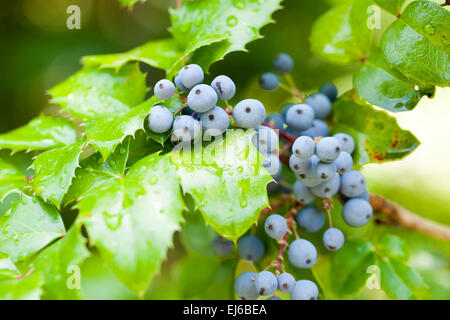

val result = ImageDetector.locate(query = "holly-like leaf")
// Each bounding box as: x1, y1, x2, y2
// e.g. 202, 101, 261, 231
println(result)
32, 224, 90, 300
77, 153, 184, 296
381, 1, 450, 87
0, 157, 27, 202
377, 234, 409, 261
373, 0, 406, 16
354, 49, 435, 112
49, 64, 147, 120
0, 273, 43, 300
0, 253, 21, 280
0, 195, 65, 262
309, 0, 373, 65
0, 115, 76, 153
172, 129, 272, 242
331, 91, 420, 165
31, 139, 85, 208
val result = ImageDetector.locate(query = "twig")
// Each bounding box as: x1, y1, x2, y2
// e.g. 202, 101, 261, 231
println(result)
176, 0, 182, 9
274, 203, 300, 274
370, 194, 450, 242
322, 198, 333, 228
260, 194, 296, 218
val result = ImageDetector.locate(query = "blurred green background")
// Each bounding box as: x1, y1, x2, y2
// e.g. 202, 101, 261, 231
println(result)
1, 0, 448, 299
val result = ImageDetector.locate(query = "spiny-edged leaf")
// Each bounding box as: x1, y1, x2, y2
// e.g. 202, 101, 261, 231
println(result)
0, 157, 27, 202
354, 49, 435, 112
31, 139, 85, 208
172, 129, 272, 242
180, 209, 218, 256
0, 195, 65, 262
309, 0, 373, 65
0, 115, 76, 152
373, 0, 406, 16
77, 153, 184, 296
329, 239, 377, 298
377, 234, 409, 261
331, 91, 420, 165
169, 0, 283, 76
84, 96, 165, 160
381, 0, 450, 87
0, 273, 43, 300
83, 38, 182, 73
32, 224, 90, 300
379, 256, 430, 299
0, 252, 21, 280
49, 64, 147, 120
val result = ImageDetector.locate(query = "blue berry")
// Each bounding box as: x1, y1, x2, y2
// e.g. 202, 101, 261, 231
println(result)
342, 198, 373, 227
289, 154, 313, 174
281, 103, 295, 120
267, 296, 281, 300
263, 154, 282, 179
300, 119, 330, 139
293, 181, 315, 205
154, 79, 175, 100
171, 115, 201, 142
340, 170, 366, 198
211, 75, 236, 100
179, 64, 204, 89
200, 106, 229, 137
314, 162, 336, 182
234, 272, 259, 300
238, 235, 265, 262
306, 93, 332, 119
316, 137, 341, 163
334, 151, 353, 175
232, 99, 266, 129
187, 84, 217, 113
296, 206, 324, 233
174, 74, 189, 92
323, 228, 344, 251
212, 235, 233, 256
273, 53, 294, 74
286, 104, 315, 131
252, 126, 279, 155
320, 82, 338, 102
292, 136, 315, 160
265, 113, 285, 130
259, 72, 280, 91
264, 214, 287, 239
333, 133, 355, 154
277, 272, 296, 293
288, 239, 317, 269
256, 271, 278, 296
147, 105, 173, 133
311, 173, 340, 198
290, 280, 319, 300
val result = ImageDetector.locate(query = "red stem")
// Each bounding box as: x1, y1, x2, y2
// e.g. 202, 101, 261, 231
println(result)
174, 93, 187, 102
261, 122, 296, 144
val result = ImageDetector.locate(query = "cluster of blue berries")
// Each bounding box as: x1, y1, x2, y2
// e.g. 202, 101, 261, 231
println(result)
147, 64, 268, 142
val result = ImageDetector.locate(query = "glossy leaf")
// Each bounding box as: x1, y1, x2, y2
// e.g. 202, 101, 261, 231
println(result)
32, 225, 90, 300
32, 139, 85, 208
373, 0, 406, 16
381, 1, 450, 87
0, 252, 21, 280
172, 129, 272, 242
0, 273, 43, 300
77, 153, 184, 296
354, 49, 435, 112
331, 91, 420, 165
309, 0, 373, 64
49, 64, 147, 119
0, 157, 27, 202
0, 195, 65, 262
377, 234, 409, 261
0, 115, 76, 152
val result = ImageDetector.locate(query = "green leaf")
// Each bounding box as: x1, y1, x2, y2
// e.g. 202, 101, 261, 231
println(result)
77, 153, 184, 295
377, 234, 409, 261
0, 115, 76, 152
0, 252, 21, 280
118, 0, 145, 8
169, 0, 282, 76
381, 1, 450, 87
31, 139, 85, 208
309, 0, 373, 64
0, 195, 65, 262
172, 129, 272, 242
32, 224, 90, 300
373, 0, 406, 16
379, 256, 430, 299
0, 273, 43, 300
332, 91, 420, 165
328, 239, 377, 298
354, 49, 435, 112
0, 157, 27, 202
49, 64, 147, 120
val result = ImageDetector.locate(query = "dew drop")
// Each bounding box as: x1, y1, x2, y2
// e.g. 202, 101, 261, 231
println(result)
149, 176, 158, 185
226, 16, 238, 27
233, 0, 246, 10
424, 24, 435, 35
